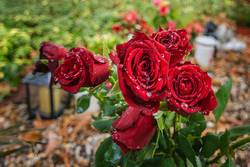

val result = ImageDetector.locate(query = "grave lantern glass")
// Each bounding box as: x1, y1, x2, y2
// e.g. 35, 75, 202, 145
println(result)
22, 72, 71, 119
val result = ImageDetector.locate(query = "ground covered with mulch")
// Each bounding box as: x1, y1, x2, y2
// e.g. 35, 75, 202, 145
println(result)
0, 27, 250, 167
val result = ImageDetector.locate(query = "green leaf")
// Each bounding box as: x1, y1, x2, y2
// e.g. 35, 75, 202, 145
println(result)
121, 157, 139, 167
180, 113, 206, 138
141, 157, 176, 167
92, 117, 116, 132
229, 124, 250, 138
154, 111, 165, 132
176, 133, 197, 167
201, 133, 220, 158
174, 154, 185, 167
76, 94, 91, 113
220, 131, 230, 156
164, 157, 177, 167
214, 79, 232, 121
95, 137, 122, 167
221, 156, 235, 167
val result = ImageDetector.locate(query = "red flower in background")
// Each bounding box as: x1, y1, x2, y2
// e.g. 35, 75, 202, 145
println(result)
152, 29, 192, 67
185, 22, 204, 35
166, 21, 176, 30
138, 19, 154, 35
111, 33, 170, 108
54, 48, 110, 93
152, 0, 162, 6
112, 106, 156, 153
112, 24, 123, 33
166, 62, 217, 115
123, 11, 138, 24
159, 4, 170, 16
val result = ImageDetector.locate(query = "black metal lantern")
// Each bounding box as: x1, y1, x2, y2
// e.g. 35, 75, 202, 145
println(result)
22, 72, 71, 119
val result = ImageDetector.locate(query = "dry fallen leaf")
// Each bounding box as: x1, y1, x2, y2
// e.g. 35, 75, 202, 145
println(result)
19, 130, 42, 143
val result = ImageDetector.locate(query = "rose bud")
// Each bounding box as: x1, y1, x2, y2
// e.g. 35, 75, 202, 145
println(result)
40, 42, 68, 60
123, 11, 138, 24
112, 106, 156, 153
40, 42, 68, 73
54, 48, 110, 94
112, 33, 170, 108
152, 29, 192, 67
165, 62, 217, 115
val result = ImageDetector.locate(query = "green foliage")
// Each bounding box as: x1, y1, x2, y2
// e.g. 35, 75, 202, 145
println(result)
201, 134, 220, 158
92, 117, 117, 132
95, 137, 122, 167
228, 0, 250, 27
176, 133, 197, 167
76, 93, 91, 113
214, 79, 232, 121
229, 124, 250, 138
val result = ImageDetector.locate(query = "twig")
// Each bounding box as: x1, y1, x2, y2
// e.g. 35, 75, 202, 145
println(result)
152, 131, 160, 158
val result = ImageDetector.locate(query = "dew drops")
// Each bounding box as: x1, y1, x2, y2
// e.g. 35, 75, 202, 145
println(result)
181, 103, 188, 108
95, 57, 105, 63
146, 92, 152, 97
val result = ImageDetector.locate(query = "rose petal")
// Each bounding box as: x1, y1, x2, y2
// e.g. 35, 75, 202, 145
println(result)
40, 42, 68, 60
112, 106, 142, 130
112, 111, 156, 153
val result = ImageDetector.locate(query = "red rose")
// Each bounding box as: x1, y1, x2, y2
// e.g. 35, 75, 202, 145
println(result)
112, 106, 156, 153
152, 29, 192, 67
54, 48, 110, 93
40, 42, 68, 73
166, 62, 217, 115
112, 33, 170, 108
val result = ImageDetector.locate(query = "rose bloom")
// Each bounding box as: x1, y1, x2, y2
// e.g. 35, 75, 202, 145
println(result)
40, 42, 68, 72
166, 62, 217, 115
54, 48, 110, 93
112, 106, 156, 153
111, 33, 170, 108
152, 29, 192, 67
40, 42, 68, 60
123, 11, 138, 24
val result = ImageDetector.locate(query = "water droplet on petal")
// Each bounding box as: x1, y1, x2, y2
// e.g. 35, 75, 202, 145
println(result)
181, 103, 188, 108
147, 92, 152, 97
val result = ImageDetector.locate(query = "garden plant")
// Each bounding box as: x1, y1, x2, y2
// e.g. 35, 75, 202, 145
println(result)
35, 26, 250, 167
